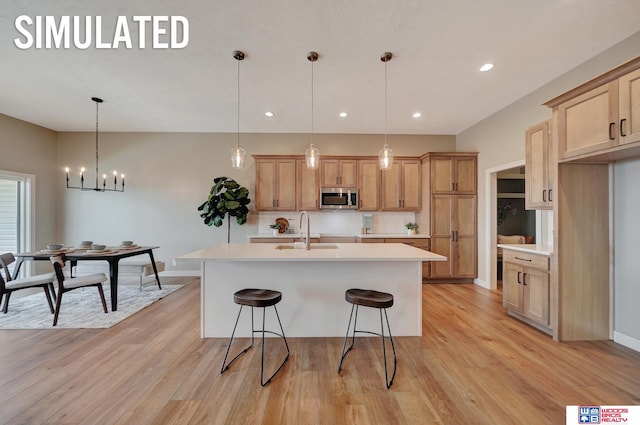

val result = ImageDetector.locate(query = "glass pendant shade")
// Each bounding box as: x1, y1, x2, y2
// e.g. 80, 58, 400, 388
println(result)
305, 143, 319, 169
379, 144, 393, 170
231, 146, 246, 168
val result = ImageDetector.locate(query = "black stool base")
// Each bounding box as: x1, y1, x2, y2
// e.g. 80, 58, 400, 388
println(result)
220, 304, 290, 387
338, 303, 397, 389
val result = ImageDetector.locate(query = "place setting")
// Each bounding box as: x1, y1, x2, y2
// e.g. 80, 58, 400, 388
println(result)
36, 244, 76, 254
73, 241, 118, 255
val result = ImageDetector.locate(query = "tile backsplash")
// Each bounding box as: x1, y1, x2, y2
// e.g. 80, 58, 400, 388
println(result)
258, 210, 417, 235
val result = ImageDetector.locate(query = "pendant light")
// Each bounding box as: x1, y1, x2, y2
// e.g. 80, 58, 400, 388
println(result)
231, 50, 246, 168
65, 97, 125, 192
305, 51, 320, 169
379, 52, 394, 170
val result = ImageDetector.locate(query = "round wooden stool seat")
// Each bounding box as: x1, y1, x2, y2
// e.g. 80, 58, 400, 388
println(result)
345, 288, 393, 309
234, 288, 282, 308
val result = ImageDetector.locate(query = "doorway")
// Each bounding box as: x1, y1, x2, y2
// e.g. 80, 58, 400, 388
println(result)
496, 166, 536, 283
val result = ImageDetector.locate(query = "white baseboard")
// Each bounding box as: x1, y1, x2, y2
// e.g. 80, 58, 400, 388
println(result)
474, 278, 490, 289
613, 331, 640, 353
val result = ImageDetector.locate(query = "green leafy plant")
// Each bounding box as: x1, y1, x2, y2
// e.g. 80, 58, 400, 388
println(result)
497, 200, 518, 226
198, 176, 251, 242
405, 222, 419, 230
269, 223, 283, 230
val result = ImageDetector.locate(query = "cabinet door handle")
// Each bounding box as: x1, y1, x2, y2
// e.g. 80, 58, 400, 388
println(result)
272, 199, 276, 208
451, 231, 455, 241
548, 189, 552, 202
515, 256, 532, 262
452, 183, 455, 191
609, 122, 616, 140
517, 271, 521, 284
455, 182, 459, 191
542, 190, 546, 202
620, 118, 627, 137
523, 273, 528, 285
454, 230, 458, 241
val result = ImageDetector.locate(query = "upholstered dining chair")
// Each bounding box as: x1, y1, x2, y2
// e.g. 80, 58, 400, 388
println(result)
49, 254, 108, 326
0, 252, 55, 314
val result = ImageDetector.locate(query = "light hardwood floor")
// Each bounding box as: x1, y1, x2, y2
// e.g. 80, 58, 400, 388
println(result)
0, 277, 638, 424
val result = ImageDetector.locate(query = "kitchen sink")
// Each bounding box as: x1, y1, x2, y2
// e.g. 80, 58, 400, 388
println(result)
274, 244, 339, 250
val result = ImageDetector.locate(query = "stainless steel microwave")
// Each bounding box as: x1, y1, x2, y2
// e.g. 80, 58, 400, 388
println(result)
320, 187, 358, 210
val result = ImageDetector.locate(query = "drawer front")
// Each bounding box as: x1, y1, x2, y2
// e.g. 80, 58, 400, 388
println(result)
503, 250, 549, 271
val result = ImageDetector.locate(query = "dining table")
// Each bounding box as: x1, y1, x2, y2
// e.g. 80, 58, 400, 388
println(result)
12, 246, 162, 311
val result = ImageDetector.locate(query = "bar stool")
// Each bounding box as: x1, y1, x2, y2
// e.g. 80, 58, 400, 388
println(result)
337, 288, 397, 389
220, 288, 290, 386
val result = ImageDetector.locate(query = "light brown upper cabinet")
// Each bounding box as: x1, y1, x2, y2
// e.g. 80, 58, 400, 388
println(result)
556, 81, 619, 160
381, 159, 421, 211
618, 68, 640, 146
357, 159, 380, 211
254, 158, 296, 211
525, 120, 553, 209
320, 159, 357, 187
296, 159, 319, 210
547, 57, 640, 161
430, 155, 477, 194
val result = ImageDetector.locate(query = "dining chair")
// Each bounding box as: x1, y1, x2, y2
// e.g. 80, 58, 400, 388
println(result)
0, 252, 55, 314
49, 254, 108, 326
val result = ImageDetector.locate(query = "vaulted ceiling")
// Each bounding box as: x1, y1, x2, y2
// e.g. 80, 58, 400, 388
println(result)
1, 0, 639, 135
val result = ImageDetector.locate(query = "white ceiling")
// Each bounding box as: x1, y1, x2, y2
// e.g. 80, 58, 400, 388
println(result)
1, 0, 639, 135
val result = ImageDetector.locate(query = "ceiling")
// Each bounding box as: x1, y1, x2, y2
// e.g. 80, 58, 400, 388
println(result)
1, 0, 639, 135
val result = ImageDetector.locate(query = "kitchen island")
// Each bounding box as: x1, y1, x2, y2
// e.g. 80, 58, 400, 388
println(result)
175, 243, 446, 338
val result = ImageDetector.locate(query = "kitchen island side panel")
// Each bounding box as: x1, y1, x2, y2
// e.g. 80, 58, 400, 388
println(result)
201, 260, 422, 337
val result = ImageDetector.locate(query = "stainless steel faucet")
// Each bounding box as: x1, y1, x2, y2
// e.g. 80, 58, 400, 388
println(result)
299, 210, 311, 250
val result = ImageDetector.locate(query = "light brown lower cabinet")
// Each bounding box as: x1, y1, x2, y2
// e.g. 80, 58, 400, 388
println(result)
359, 237, 431, 279
502, 249, 551, 334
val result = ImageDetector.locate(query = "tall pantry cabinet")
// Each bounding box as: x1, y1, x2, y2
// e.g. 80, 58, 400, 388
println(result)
422, 153, 478, 281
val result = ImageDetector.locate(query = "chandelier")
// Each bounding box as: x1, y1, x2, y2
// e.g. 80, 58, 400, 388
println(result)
65, 97, 124, 192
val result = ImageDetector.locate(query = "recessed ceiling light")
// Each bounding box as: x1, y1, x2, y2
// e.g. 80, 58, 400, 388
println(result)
480, 63, 494, 72
265, 112, 274, 117
412, 112, 422, 118
339, 112, 348, 118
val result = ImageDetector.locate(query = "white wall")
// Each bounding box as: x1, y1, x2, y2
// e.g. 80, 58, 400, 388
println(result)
614, 158, 640, 350
55, 132, 455, 271
456, 30, 640, 287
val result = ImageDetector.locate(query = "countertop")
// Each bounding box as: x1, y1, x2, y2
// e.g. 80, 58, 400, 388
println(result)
355, 233, 430, 239
497, 244, 553, 256
176, 243, 447, 263
249, 233, 321, 239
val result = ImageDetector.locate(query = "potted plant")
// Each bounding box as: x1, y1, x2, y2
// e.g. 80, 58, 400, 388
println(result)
405, 222, 419, 235
197, 176, 251, 243
269, 223, 283, 235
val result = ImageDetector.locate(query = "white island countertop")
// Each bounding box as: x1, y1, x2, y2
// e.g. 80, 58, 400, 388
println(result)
176, 242, 446, 263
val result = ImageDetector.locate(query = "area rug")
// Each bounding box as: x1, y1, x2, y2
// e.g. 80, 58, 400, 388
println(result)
0, 284, 182, 329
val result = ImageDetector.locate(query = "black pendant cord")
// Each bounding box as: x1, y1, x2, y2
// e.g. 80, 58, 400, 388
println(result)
237, 55, 240, 149
311, 56, 314, 146
95, 98, 100, 189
